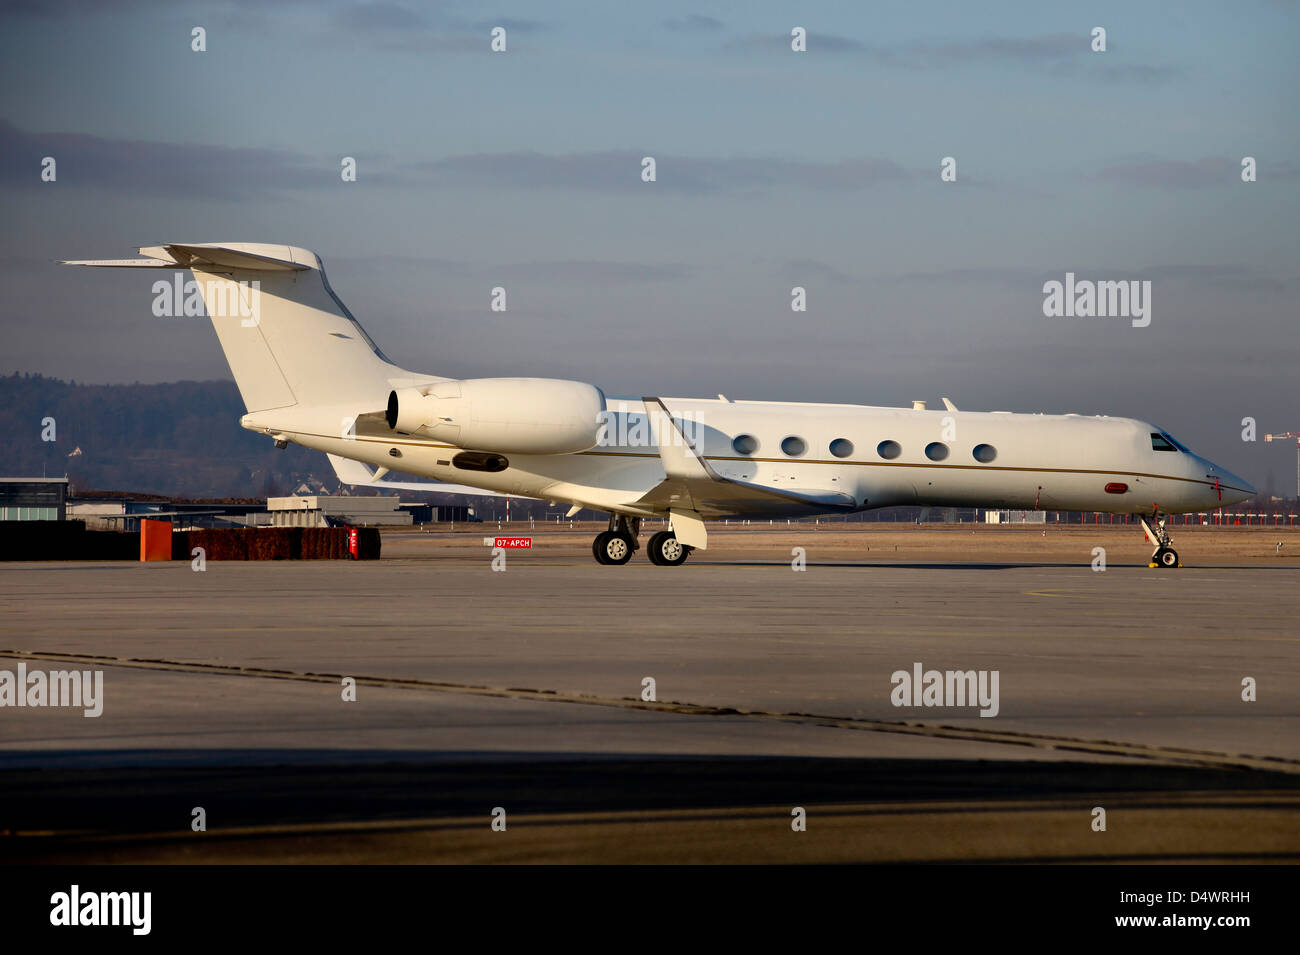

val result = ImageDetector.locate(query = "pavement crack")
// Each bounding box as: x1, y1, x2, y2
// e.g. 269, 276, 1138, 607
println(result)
2, 647, 1295, 775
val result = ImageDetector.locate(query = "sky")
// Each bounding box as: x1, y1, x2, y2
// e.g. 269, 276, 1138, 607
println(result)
1, 0, 1297, 492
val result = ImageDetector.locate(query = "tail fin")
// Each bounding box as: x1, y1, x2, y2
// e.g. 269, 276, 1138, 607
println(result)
63, 243, 409, 413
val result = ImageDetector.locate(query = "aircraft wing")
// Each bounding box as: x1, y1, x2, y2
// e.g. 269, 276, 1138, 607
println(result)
326, 454, 533, 499
632, 398, 860, 517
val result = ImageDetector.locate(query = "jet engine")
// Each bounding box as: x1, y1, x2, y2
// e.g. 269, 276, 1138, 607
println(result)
386, 378, 604, 455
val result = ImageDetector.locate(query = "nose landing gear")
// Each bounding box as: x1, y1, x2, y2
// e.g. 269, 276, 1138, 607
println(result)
1139, 508, 1181, 568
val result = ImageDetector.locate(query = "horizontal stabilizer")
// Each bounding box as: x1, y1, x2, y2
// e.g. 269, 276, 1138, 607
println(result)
62, 243, 310, 272
60, 257, 180, 268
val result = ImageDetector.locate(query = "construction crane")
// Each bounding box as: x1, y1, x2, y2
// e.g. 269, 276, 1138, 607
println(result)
1264, 432, 1300, 498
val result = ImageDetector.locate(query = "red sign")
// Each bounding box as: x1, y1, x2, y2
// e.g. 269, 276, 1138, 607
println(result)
348, 527, 359, 559
494, 537, 532, 549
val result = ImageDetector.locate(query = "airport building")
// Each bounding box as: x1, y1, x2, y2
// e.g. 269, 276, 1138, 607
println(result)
64, 492, 469, 530
267, 494, 412, 527
68, 498, 267, 531
983, 509, 1048, 524
400, 502, 474, 524
0, 477, 69, 521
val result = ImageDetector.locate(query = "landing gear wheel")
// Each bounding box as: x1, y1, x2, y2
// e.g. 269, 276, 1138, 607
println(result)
593, 530, 633, 565
647, 531, 691, 566
1140, 509, 1182, 569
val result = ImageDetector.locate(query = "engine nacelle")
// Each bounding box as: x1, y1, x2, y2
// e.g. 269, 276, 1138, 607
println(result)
386, 378, 604, 455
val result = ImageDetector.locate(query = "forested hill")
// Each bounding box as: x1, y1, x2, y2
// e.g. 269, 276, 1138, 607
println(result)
0, 373, 328, 498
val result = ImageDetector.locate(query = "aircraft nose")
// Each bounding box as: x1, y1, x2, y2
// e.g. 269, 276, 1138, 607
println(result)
1205, 461, 1255, 505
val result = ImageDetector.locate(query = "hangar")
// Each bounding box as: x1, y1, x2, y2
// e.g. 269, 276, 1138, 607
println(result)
0, 477, 68, 521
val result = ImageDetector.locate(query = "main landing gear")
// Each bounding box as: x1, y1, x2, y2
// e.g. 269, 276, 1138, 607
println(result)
646, 530, 691, 566
1138, 508, 1181, 568
593, 515, 639, 565
592, 515, 693, 566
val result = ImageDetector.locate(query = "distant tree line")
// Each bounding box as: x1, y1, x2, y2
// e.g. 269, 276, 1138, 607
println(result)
0, 373, 322, 498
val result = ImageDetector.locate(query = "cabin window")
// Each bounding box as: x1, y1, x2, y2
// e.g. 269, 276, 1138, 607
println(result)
829, 438, 854, 458
877, 440, 902, 460
733, 434, 759, 455
925, 442, 949, 461
781, 435, 807, 457
1151, 433, 1177, 452
972, 443, 997, 463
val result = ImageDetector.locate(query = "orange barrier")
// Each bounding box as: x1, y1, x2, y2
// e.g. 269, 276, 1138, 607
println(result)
139, 519, 173, 561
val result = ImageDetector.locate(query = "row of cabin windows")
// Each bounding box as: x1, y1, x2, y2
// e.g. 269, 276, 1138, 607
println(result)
731, 434, 998, 464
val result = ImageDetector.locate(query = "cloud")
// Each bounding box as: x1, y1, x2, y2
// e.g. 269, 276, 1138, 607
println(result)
351, 254, 692, 285
730, 31, 1071, 61
332, 1, 429, 33
889, 267, 1044, 286
419, 150, 912, 195
469, 17, 547, 34
1091, 156, 1291, 188
0, 0, 318, 18
912, 34, 1080, 64
0, 0, 152, 17
663, 15, 723, 33
501, 261, 691, 283
0, 121, 915, 200
0, 118, 320, 199
776, 258, 857, 285
322, 2, 549, 52
727, 31, 865, 54
724, 30, 1177, 82
890, 263, 1300, 297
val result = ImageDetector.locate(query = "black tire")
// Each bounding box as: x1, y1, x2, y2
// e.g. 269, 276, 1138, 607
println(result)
648, 531, 690, 566
595, 531, 633, 565
647, 531, 667, 565
1158, 547, 1179, 568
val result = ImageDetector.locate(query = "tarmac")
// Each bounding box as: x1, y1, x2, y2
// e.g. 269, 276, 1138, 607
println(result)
2, 524, 1298, 862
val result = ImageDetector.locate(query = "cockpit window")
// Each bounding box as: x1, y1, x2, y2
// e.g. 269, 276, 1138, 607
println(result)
1151, 433, 1178, 452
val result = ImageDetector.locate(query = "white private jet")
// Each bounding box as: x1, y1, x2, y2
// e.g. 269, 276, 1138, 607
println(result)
65, 243, 1254, 567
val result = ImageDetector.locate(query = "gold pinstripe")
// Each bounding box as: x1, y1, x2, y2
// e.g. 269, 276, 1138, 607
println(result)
289, 431, 1250, 495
